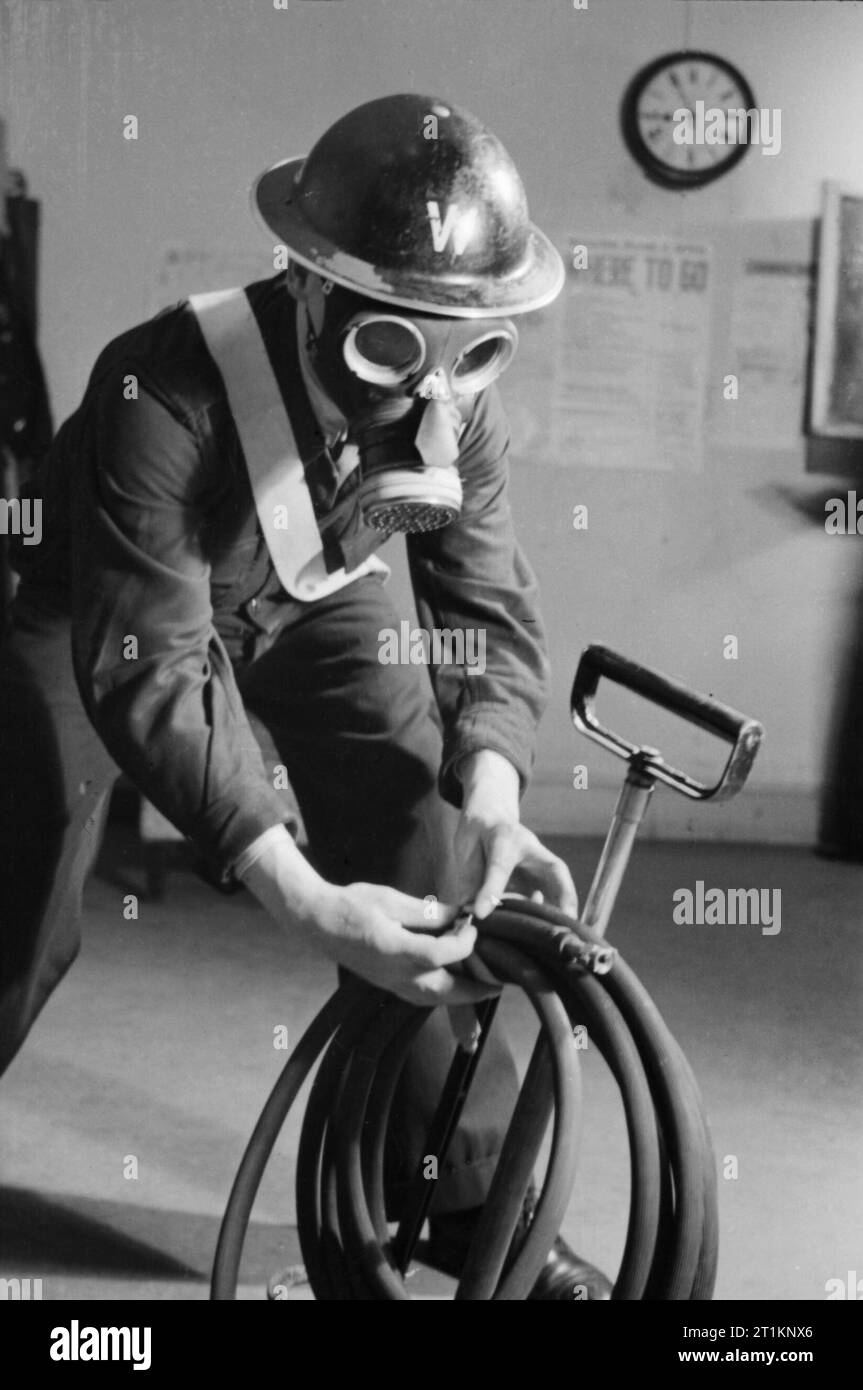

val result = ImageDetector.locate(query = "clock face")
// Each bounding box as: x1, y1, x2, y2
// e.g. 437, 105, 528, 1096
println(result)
622, 51, 757, 189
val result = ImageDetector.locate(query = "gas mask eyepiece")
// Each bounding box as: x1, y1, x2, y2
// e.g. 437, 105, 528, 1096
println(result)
343, 314, 517, 397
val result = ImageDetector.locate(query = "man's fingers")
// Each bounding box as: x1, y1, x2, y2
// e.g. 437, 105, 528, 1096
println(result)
534, 856, 579, 917
374, 886, 458, 929
407, 968, 498, 1006
386, 919, 478, 968
473, 831, 520, 918
511, 851, 578, 918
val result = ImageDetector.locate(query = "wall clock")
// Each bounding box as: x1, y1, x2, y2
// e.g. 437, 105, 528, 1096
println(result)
621, 50, 757, 190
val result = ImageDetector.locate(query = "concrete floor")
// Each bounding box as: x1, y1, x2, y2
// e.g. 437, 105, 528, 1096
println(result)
1, 825, 860, 1301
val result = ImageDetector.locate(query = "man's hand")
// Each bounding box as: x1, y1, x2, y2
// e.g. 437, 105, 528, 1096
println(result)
455, 749, 578, 919
296, 882, 497, 1006
239, 834, 497, 1007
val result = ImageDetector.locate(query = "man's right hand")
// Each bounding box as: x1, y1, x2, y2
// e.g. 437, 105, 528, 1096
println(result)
239, 832, 497, 1007
296, 882, 497, 1006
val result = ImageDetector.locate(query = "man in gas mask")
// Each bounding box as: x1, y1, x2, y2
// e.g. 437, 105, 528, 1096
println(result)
0, 95, 611, 1298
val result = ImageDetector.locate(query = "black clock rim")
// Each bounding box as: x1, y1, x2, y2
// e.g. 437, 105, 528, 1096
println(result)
621, 49, 758, 191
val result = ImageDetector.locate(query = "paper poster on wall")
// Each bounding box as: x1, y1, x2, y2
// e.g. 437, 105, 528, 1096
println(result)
501, 304, 559, 461
811, 181, 863, 438
709, 258, 813, 450
147, 246, 272, 316
550, 235, 712, 472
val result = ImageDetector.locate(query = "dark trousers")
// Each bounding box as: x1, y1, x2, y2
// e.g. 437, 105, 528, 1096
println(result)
0, 575, 518, 1213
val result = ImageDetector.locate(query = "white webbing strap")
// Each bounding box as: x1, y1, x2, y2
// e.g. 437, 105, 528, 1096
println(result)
189, 288, 387, 601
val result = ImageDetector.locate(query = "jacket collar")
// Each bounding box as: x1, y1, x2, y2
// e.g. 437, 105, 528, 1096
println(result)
295, 303, 348, 447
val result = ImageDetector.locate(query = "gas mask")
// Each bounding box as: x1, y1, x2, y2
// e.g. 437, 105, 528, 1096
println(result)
302, 282, 518, 534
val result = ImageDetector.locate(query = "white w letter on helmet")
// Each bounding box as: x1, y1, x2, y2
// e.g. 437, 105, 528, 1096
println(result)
426, 200, 478, 258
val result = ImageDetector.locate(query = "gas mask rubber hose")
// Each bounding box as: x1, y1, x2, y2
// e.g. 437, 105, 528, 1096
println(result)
210, 897, 718, 1301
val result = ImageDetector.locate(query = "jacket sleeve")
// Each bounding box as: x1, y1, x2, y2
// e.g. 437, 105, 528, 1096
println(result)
406, 383, 551, 808
69, 364, 290, 884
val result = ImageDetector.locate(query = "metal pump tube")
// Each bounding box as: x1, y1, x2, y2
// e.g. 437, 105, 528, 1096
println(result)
580, 751, 662, 940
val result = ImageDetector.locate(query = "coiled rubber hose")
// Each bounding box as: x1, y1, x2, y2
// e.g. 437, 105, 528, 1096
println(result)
210, 899, 718, 1300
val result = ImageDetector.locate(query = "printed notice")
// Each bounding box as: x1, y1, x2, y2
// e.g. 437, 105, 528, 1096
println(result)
550, 236, 713, 472
710, 258, 813, 449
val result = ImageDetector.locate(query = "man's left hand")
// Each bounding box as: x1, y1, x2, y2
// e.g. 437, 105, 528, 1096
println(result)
453, 749, 578, 920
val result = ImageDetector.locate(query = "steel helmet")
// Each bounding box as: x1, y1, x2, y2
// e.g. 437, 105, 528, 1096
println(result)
252, 93, 564, 318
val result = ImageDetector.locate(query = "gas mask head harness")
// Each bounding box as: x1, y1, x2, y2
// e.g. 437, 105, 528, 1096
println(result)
302, 279, 518, 535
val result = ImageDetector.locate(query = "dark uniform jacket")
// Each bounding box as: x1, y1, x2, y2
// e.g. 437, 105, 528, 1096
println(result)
13, 274, 550, 883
